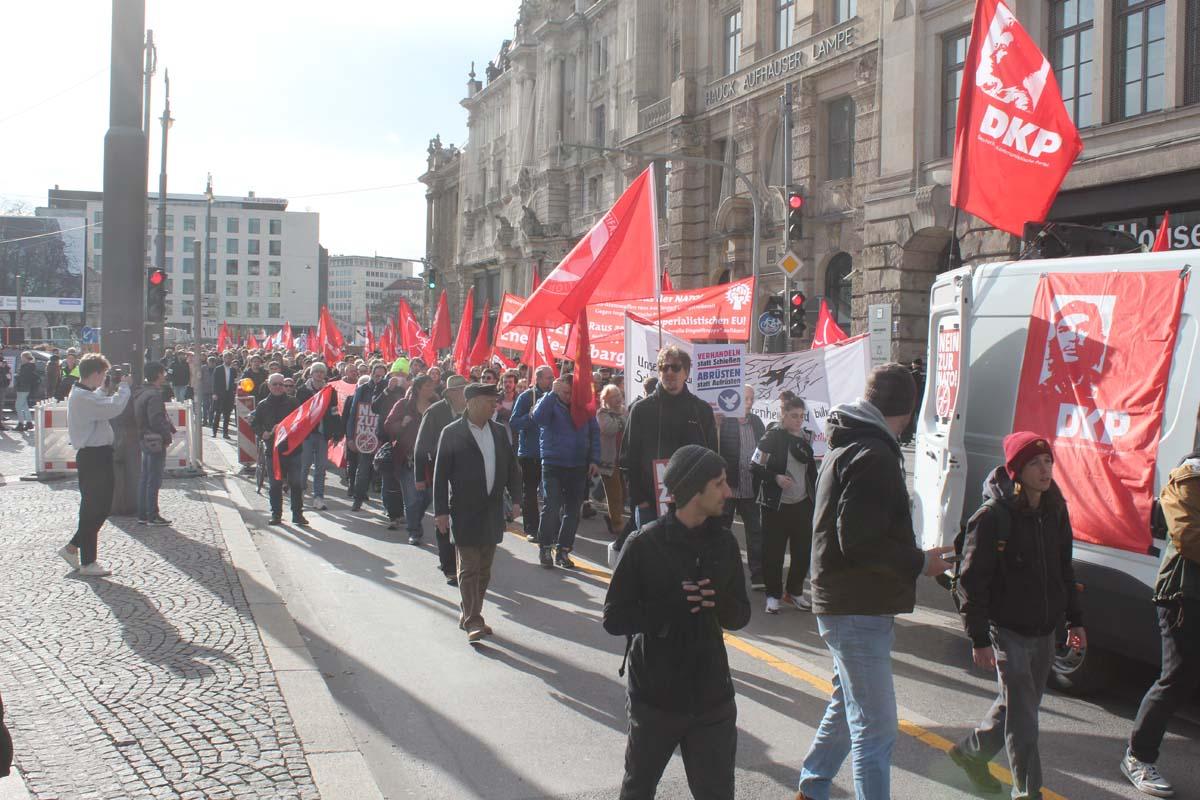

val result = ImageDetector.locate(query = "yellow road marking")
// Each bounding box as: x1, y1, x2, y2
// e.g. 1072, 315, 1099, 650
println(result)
502, 526, 1068, 800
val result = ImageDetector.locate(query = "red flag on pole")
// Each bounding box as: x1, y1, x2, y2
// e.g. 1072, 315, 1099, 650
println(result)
811, 300, 850, 349
306, 327, 317, 354
467, 300, 492, 369
318, 306, 344, 364
280, 322, 294, 352
569, 309, 596, 429
661, 270, 674, 292
397, 298, 429, 358
246, 334, 259, 350
452, 288, 476, 375
217, 322, 230, 353
364, 315, 375, 356
950, 0, 1082, 236
272, 384, 336, 479
429, 290, 452, 350
509, 165, 659, 329
379, 321, 396, 362
1151, 211, 1171, 252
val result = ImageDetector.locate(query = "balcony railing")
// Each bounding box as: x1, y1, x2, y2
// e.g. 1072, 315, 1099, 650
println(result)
638, 97, 671, 132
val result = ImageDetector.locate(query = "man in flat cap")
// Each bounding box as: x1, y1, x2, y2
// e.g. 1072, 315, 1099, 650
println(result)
602, 444, 751, 799
433, 382, 523, 643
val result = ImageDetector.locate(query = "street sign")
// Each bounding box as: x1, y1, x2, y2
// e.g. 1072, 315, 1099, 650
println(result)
868, 303, 892, 366
776, 250, 802, 278
758, 312, 784, 337
79, 326, 99, 344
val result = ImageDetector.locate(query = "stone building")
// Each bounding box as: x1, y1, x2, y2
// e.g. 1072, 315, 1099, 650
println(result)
424, 0, 1200, 359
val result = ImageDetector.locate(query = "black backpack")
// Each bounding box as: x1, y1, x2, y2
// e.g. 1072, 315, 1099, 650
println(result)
946, 498, 1011, 613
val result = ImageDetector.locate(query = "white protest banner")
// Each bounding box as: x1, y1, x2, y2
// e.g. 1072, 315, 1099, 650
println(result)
693, 343, 746, 418
623, 314, 692, 403
746, 334, 870, 456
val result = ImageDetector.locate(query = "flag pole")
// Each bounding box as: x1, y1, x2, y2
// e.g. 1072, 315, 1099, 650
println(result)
948, 205, 963, 271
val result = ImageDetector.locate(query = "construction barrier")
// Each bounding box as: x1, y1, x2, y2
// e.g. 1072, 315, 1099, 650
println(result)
34, 397, 198, 479
236, 393, 256, 467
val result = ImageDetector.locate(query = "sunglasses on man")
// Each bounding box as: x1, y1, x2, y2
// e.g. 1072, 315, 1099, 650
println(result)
659, 362, 685, 373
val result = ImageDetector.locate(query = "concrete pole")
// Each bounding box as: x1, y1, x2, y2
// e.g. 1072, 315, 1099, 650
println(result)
780, 83, 793, 353
152, 71, 171, 362
191, 240, 203, 469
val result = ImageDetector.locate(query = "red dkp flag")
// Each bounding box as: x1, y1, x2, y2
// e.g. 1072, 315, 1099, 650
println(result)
425, 290, 452, 365
216, 322, 230, 353
398, 298, 429, 358
951, 0, 1082, 236
364, 315, 375, 356
811, 299, 849, 349
1151, 211, 1171, 252
452, 288, 476, 375
272, 383, 336, 479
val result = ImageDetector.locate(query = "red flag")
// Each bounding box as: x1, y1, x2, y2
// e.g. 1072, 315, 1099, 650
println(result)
950, 0, 1082, 236
1151, 211, 1171, 252
661, 270, 674, 292
429, 290, 452, 350
216, 322, 230, 353
510, 165, 659, 329
398, 298, 430, 358
272, 384, 336, 479
247, 334, 259, 350
318, 307, 344, 364
492, 347, 515, 369
280, 322, 294, 351
452, 288, 476, 375
569, 309, 596, 428
811, 300, 849, 349
306, 327, 317, 353
379, 321, 396, 362
467, 300, 492, 369
364, 315, 375, 356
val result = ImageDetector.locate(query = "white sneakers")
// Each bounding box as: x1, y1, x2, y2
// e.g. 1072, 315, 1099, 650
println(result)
78, 562, 113, 577
785, 593, 813, 612
58, 546, 80, 571
1121, 750, 1175, 797
765, 597, 781, 614
607, 541, 621, 570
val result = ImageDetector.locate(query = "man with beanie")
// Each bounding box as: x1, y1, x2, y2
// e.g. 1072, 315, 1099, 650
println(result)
949, 432, 1085, 798
798, 363, 954, 800
603, 444, 751, 800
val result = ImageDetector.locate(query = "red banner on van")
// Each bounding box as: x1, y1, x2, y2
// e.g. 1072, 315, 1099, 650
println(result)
1012, 271, 1186, 553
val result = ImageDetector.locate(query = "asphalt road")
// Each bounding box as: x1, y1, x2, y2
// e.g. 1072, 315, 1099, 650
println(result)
214, 438, 1199, 800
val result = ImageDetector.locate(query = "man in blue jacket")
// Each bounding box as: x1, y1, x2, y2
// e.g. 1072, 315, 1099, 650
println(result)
532, 372, 600, 569
510, 365, 554, 542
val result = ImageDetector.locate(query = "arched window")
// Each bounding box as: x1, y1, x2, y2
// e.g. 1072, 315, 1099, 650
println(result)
717, 268, 732, 285
825, 252, 853, 327
763, 123, 786, 188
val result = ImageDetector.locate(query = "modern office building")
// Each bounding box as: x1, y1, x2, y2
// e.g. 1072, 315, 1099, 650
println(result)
326, 254, 416, 337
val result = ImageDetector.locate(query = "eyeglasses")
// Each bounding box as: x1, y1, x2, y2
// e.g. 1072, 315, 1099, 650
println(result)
269, 382, 285, 389
659, 363, 685, 373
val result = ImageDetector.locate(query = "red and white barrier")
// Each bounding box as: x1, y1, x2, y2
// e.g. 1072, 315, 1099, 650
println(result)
236, 393, 256, 467
34, 399, 197, 478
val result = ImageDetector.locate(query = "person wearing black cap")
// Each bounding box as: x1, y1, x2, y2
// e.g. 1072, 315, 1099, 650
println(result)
798, 363, 954, 800
433, 382, 522, 643
948, 432, 1085, 798
602, 444, 751, 800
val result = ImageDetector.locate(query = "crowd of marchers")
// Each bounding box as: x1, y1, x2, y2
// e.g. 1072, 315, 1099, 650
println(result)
29, 343, 1198, 800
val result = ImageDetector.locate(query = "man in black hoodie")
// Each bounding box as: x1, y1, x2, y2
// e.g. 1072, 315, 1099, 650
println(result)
603, 445, 751, 800
798, 364, 953, 800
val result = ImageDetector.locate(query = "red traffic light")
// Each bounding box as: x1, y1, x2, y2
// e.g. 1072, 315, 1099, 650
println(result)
148, 269, 167, 287
790, 291, 806, 307
788, 193, 804, 210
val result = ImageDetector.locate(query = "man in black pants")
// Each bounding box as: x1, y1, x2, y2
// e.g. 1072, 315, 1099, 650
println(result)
58, 354, 132, 578
509, 365, 553, 542
603, 445, 751, 800
252, 373, 307, 526
211, 351, 238, 438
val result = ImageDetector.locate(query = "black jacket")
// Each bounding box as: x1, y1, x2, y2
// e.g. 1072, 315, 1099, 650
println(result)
717, 413, 766, 495
603, 511, 751, 713
749, 425, 817, 510
14, 361, 39, 394
957, 467, 1083, 647
133, 383, 176, 440
414, 397, 462, 482
432, 416, 522, 548
811, 403, 925, 616
212, 364, 239, 401
251, 393, 300, 451
625, 387, 717, 508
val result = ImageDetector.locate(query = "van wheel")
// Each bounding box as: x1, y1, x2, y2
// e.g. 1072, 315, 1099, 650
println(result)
1050, 642, 1109, 695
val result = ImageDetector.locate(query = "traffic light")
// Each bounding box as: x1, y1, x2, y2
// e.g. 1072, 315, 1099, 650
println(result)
426, 269, 437, 290
147, 268, 168, 323
789, 290, 807, 338
787, 188, 805, 243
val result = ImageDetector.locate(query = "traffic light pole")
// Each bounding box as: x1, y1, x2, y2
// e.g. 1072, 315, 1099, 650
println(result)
780, 84, 794, 351
150, 69, 171, 361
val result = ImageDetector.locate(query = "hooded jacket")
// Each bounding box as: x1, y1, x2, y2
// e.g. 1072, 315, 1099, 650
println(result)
750, 424, 817, 510
625, 386, 717, 509
531, 391, 600, 469
509, 386, 548, 459
1153, 452, 1200, 606
810, 400, 925, 616
956, 466, 1083, 648
602, 510, 751, 713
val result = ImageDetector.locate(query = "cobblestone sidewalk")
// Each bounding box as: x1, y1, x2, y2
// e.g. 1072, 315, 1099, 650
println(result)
0, 434, 320, 800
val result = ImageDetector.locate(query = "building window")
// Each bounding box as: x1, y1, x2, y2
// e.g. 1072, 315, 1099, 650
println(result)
165, 214, 174, 229
834, 0, 857, 23
778, 0, 796, 50
247, 302, 260, 318
269, 282, 281, 297
208, 237, 217, 252
724, 11, 743, 75
592, 103, 606, 145
247, 260, 260, 276
248, 239, 260, 255
181, 300, 193, 318
826, 252, 853, 327
247, 281, 260, 297
587, 176, 601, 209
827, 96, 856, 180
1051, 0, 1096, 127
268, 261, 281, 276
94, 254, 102, 270
941, 27, 971, 157
248, 218, 261, 235
93, 233, 102, 251
1114, 0, 1167, 119
226, 217, 238, 233
226, 302, 238, 317
164, 235, 174, 251
269, 219, 282, 235
93, 210, 102, 224
268, 240, 281, 256
183, 215, 195, 231
183, 235, 195, 253
182, 257, 194, 274
181, 279, 194, 295
225, 260, 239, 276
164, 256, 173, 272
268, 303, 280, 317
225, 281, 238, 296
205, 279, 217, 294
593, 36, 609, 74
226, 238, 238, 254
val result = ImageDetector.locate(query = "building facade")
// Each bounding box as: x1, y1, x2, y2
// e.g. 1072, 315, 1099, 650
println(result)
326, 254, 416, 338
45, 188, 321, 336
425, 0, 1200, 360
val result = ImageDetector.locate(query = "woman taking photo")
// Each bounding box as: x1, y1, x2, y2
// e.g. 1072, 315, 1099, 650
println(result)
596, 384, 627, 536
382, 374, 438, 543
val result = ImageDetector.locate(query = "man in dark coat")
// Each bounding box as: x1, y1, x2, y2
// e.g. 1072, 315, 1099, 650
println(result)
415, 374, 468, 581
211, 351, 239, 439
252, 373, 305, 526
625, 345, 717, 530
133, 362, 177, 525
433, 382, 522, 643
603, 444, 751, 800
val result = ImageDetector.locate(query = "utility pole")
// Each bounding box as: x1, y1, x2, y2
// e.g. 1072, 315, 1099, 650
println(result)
780, 83, 794, 352
203, 173, 213, 337
191, 239, 203, 468
152, 70, 172, 363
14, 275, 22, 337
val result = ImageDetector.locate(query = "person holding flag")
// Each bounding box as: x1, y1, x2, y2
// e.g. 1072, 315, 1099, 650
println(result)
251, 373, 307, 526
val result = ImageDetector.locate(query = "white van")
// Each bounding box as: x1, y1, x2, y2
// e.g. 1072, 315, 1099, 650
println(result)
912, 248, 1200, 692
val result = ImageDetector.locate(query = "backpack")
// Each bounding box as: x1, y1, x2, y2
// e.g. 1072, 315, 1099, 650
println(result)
947, 497, 1010, 613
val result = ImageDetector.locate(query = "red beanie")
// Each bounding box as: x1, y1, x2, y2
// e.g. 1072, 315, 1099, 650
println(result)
1003, 431, 1054, 480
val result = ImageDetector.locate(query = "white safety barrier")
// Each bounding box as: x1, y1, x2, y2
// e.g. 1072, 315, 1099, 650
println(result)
34, 398, 199, 479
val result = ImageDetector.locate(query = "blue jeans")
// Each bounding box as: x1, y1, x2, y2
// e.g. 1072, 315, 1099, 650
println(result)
537, 465, 586, 550
399, 462, 428, 537
137, 449, 165, 520
799, 615, 898, 800
15, 392, 31, 424
301, 433, 327, 499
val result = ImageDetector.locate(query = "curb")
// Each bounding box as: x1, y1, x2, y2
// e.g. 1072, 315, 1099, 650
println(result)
203, 445, 384, 800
